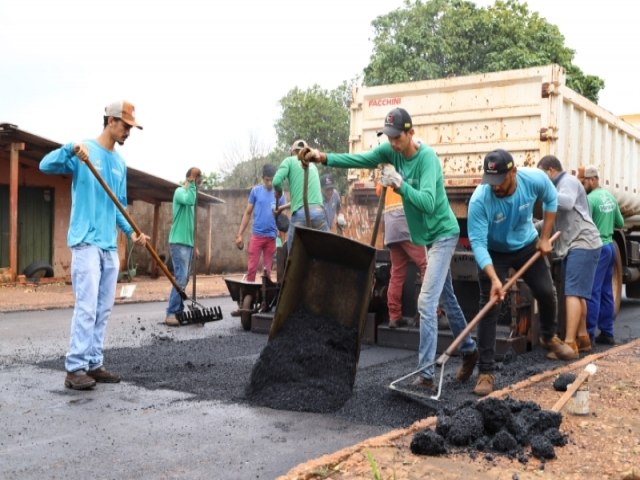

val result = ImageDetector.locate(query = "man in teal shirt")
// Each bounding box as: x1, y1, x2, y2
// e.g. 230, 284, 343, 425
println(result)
40, 100, 147, 390
301, 108, 478, 390
165, 167, 202, 326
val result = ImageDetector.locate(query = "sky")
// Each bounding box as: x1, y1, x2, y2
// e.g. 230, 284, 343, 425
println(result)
1, 0, 638, 183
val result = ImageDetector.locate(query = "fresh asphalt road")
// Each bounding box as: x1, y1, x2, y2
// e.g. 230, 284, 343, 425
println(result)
1, 293, 639, 480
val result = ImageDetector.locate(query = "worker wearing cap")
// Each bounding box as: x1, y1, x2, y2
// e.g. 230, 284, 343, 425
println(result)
300, 108, 478, 391
39, 100, 148, 390
538, 155, 602, 357
467, 149, 577, 396
320, 173, 344, 232
235, 164, 286, 282
581, 165, 624, 345
273, 140, 329, 252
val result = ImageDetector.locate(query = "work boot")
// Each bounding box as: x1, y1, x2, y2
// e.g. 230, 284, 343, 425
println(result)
87, 367, 121, 383
473, 373, 495, 397
64, 371, 96, 390
577, 335, 592, 352
596, 332, 616, 345
165, 314, 179, 327
456, 349, 479, 381
539, 335, 578, 360
411, 376, 435, 390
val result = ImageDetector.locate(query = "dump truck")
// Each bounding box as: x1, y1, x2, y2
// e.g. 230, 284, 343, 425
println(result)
345, 64, 640, 331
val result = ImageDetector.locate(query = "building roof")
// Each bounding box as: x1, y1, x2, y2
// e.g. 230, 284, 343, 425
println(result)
0, 123, 224, 206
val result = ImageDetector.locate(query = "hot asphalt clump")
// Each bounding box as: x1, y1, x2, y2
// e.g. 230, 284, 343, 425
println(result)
411, 397, 567, 461
553, 372, 577, 391
245, 308, 358, 413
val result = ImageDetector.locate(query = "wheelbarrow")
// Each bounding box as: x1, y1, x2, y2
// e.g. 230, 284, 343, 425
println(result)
269, 226, 377, 386
224, 273, 280, 331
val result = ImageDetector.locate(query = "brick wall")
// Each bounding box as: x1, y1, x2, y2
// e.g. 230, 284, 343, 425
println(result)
129, 188, 250, 275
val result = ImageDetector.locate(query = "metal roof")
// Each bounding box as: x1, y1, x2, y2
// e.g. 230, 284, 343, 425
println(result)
0, 123, 224, 206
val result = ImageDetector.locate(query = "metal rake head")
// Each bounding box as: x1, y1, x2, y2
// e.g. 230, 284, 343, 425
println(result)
176, 305, 223, 325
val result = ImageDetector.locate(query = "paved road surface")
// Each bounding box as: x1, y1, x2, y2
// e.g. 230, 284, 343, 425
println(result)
1, 294, 638, 479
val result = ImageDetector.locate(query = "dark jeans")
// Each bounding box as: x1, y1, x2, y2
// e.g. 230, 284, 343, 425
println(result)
476, 241, 557, 373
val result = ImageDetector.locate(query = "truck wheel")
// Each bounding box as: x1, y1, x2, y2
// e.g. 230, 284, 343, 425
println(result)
23, 261, 54, 279
240, 294, 253, 331
613, 242, 623, 316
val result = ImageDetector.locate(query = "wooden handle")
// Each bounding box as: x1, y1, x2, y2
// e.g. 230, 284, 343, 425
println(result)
438, 230, 561, 361
371, 186, 386, 247
551, 370, 591, 412
76, 146, 187, 299
303, 166, 311, 227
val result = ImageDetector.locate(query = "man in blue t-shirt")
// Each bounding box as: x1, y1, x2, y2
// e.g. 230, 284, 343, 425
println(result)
235, 164, 285, 281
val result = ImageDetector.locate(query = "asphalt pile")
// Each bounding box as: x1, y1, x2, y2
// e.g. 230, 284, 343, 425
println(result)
553, 372, 577, 391
410, 397, 567, 462
245, 308, 358, 413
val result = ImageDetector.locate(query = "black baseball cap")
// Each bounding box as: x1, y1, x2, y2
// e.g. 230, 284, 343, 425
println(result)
382, 108, 412, 137
320, 174, 335, 189
482, 149, 515, 185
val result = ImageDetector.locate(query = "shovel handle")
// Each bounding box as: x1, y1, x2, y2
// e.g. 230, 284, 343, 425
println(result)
302, 165, 311, 227
75, 146, 188, 300
437, 230, 561, 363
370, 186, 386, 247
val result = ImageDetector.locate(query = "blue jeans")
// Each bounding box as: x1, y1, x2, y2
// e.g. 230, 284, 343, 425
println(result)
586, 242, 615, 338
167, 243, 193, 315
287, 205, 329, 253
66, 244, 119, 373
417, 235, 476, 379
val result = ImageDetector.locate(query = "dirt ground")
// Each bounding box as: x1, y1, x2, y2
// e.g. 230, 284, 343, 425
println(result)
281, 342, 640, 480
0, 274, 230, 312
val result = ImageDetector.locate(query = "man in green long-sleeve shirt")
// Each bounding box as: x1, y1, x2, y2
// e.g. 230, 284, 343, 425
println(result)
301, 108, 478, 391
165, 167, 202, 326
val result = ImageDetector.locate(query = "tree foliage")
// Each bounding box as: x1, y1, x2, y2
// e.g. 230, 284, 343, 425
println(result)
273, 81, 356, 193
364, 0, 604, 102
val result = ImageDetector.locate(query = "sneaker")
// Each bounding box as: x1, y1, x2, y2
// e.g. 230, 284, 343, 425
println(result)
596, 332, 616, 345
539, 335, 578, 360
388, 318, 406, 329
577, 335, 592, 352
64, 370, 96, 390
165, 314, 179, 327
456, 349, 479, 381
411, 376, 435, 390
87, 367, 121, 383
473, 373, 495, 397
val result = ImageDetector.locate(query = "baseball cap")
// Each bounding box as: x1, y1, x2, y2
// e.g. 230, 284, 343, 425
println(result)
320, 174, 335, 189
290, 139, 308, 154
382, 108, 412, 137
104, 100, 143, 129
583, 165, 599, 178
482, 149, 514, 185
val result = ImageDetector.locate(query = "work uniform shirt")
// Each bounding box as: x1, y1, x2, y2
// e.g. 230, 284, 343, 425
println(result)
588, 187, 624, 245
169, 180, 197, 246
273, 156, 323, 214
467, 168, 557, 270
39, 140, 133, 250
327, 142, 459, 247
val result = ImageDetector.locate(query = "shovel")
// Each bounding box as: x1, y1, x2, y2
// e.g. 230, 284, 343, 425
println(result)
75, 146, 223, 325
389, 230, 561, 402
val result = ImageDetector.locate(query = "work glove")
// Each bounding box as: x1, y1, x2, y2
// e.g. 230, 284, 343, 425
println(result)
297, 147, 325, 167
380, 164, 403, 189
336, 213, 346, 228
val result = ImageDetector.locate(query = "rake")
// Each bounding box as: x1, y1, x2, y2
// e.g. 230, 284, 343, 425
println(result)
76, 147, 223, 325
389, 230, 561, 402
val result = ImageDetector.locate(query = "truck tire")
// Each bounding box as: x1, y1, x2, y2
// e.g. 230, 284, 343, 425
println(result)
23, 261, 54, 279
613, 242, 623, 316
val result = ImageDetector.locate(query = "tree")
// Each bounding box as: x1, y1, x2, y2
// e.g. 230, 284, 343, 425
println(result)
273, 81, 357, 194
364, 0, 604, 103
